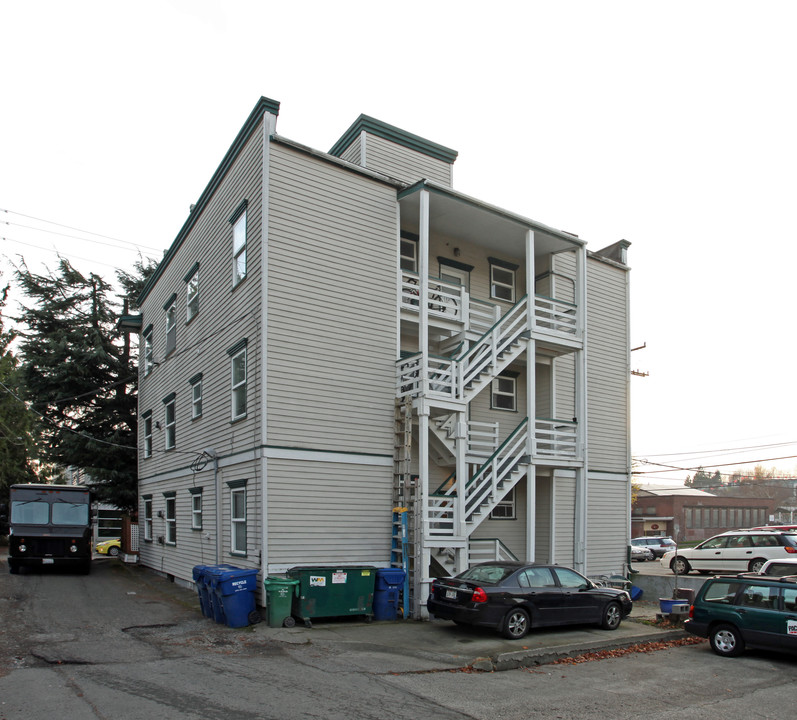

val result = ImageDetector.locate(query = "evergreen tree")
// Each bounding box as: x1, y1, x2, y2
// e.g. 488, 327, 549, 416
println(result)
0, 280, 38, 524
13, 258, 153, 513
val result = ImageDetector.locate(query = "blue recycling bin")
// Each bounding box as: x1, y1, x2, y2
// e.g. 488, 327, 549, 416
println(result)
192, 565, 214, 618
210, 567, 261, 628
202, 564, 242, 624
373, 567, 405, 621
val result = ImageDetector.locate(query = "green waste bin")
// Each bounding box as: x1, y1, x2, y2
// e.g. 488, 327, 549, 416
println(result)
264, 576, 300, 628
287, 566, 375, 627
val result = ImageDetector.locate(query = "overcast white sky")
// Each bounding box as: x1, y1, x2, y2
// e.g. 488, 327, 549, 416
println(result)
2, 1, 796, 486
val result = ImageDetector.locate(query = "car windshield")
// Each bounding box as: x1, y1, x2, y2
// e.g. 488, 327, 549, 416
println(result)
661, 539, 675, 546
52, 501, 89, 525
459, 565, 516, 584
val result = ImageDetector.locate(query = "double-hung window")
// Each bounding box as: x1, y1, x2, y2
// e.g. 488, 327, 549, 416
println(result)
491, 373, 517, 411
185, 263, 199, 322
228, 340, 247, 420
143, 411, 153, 458
489, 257, 518, 303
491, 487, 517, 519
164, 294, 177, 356
400, 234, 418, 272
163, 393, 176, 450
164, 492, 176, 545
143, 326, 153, 376
189, 373, 203, 420
231, 201, 248, 286
229, 480, 247, 555
143, 496, 153, 541
189, 488, 203, 530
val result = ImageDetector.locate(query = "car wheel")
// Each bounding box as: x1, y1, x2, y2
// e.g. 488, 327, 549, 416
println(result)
709, 623, 744, 657
671, 556, 691, 575
601, 601, 622, 630
108, 546, 120, 557
748, 558, 766, 573
502, 608, 530, 639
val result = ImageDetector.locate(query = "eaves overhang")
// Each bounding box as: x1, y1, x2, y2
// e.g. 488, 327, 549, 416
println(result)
137, 96, 280, 305
398, 179, 586, 257
117, 314, 143, 332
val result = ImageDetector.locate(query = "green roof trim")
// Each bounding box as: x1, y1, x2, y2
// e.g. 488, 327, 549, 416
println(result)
138, 96, 280, 304
329, 114, 458, 164
117, 314, 143, 331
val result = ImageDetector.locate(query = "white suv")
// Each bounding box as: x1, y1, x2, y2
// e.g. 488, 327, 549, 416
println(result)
661, 530, 797, 575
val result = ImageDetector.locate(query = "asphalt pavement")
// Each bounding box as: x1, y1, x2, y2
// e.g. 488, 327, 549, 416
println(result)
0, 550, 688, 674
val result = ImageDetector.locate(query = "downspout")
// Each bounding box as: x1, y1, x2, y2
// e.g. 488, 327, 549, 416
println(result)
574, 244, 588, 573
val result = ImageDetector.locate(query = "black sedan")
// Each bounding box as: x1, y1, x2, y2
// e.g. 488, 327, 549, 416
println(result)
427, 561, 633, 639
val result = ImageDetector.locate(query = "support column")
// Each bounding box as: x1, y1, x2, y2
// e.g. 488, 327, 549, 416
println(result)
418, 190, 431, 618
525, 229, 536, 562
573, 244, 588, 573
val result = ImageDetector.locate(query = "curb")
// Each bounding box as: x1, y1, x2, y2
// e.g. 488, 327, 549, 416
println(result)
475, 628, 689, 672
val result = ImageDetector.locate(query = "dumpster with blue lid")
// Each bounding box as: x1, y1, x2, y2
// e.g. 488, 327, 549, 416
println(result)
373, 567, 405, 621
209, 566, 261, 628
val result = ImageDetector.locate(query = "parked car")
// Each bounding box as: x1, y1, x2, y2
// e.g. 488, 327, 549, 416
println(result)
631, 536, 676, 558
661, 530, 797, 575
631, 544, 654, 562
685, 572, 797, 657
759, 557, 797, 576
427, 561, 633, 640
95, 538, 121, 557
750, 525, 797, 533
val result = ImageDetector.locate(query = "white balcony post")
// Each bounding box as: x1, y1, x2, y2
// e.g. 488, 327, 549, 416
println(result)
419, 190, 430, 394
525, 229, 536, 562
573, 243, 588, 573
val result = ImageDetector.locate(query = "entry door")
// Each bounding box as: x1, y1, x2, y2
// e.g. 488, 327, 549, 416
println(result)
440, 264, 470, 292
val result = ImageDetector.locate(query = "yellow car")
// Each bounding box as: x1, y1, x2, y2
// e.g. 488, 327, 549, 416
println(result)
95, 538, 121, 557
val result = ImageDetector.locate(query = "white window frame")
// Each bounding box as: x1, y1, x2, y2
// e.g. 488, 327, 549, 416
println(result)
165, 495, 176, 545
491, 487, 517, 520
165, 300, 176, 355
186, 268, 199, 322
190, 377, 203, 419
143, 329, 153, 376
490, 262, 516, 303
164, 396, 176, 450
231, 486, 247, 554
400, 236, 417, 272
231, 348, 247, 420
491, 375, 517, 411
143, 497, 153, 541
232, 209, 247, 286
143, 413, 153, 458
191, 491, 203, 530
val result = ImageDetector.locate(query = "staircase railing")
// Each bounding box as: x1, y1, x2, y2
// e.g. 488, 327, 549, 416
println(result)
534, 418, 578, 459
533, 294, 577, 335
469, 538, 519, 564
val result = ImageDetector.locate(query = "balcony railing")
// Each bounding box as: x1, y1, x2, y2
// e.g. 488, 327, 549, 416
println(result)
401, 272, 579, 340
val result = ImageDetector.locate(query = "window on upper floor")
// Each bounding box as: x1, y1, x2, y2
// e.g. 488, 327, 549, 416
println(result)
491, 373, 517, 411
143, 326, 153, 376
164, 493, 176, 545
163, 393, 176, 450
143, 411, 153, 458
143, 496, 153, 542
190, 488, 203, 530
189, 373, 203, 420
165, 295, 177, 356
489, 257, 517, 303
228, 340, 247, 421
231, 202, 248, 286
185, 264, 199, 322
400, 235, 418, 272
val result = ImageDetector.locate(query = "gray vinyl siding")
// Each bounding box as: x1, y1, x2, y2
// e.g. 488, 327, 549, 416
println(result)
468, 367, 527, 446
137, 120, 265, 478
365, 134, 453, 186
534, 475, 553, 563
267, 143, 397, 455
586, 259, 629, 473
586, 473, 629, 575
553, 474, 576, 567
339, 135, 362, 165
553, 354, 576, 421
267, 458, 392, 567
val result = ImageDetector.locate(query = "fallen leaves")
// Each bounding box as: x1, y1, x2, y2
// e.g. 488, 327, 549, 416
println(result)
549, 636, 706, 665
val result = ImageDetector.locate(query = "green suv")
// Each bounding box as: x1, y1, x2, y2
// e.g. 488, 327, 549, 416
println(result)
685, 573, 797, 657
